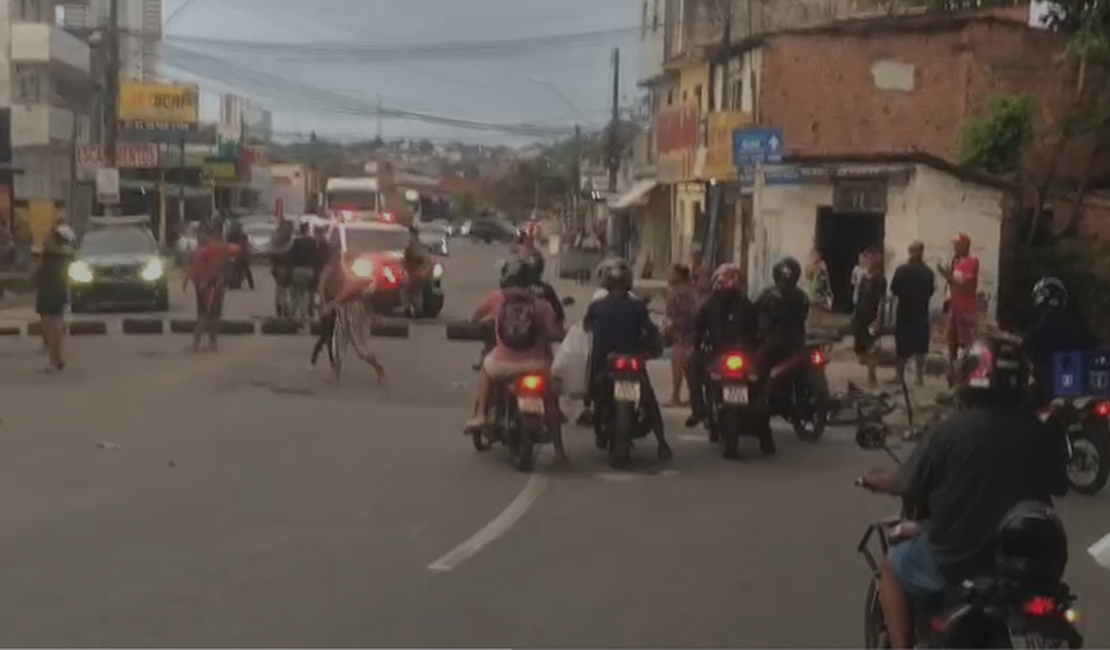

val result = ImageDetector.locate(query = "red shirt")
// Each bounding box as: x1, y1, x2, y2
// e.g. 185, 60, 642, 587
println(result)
949, 255, 980, 314
189, 242, 227, 286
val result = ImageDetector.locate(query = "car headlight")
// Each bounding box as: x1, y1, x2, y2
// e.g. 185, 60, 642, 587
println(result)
433, 263, 443, 278
351, 258, 374, 278
68, 261, 93, 283
141, 259, 164, 281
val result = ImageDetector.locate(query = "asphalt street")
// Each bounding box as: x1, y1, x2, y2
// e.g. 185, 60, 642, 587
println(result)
0, 240, 1107, 648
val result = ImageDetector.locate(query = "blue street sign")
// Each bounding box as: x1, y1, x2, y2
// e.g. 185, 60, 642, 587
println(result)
733, 126, 784, 167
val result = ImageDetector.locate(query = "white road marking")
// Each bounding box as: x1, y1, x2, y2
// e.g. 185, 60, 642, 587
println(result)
427, 469, 548, 572
1089, 530, 1110, 570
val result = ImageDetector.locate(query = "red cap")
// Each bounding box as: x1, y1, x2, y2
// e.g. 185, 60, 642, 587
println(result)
953, 233, 971, 245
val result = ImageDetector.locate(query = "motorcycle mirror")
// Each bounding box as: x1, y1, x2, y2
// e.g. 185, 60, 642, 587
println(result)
561, 296, 575, 307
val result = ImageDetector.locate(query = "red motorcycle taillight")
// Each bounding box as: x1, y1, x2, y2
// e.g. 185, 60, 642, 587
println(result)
518, 374, 544, 393
611, 356, 641, 372
380, 265, 399, 286
1095, 402, 1110, 419
810, 349, 828, 366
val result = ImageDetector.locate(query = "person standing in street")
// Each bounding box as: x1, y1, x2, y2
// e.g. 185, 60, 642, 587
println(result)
664, 264, 697, 406
890, 241, 935, 386
850, 250, 868, 312
852, 247, 887, 388
183, 226, 228, 353
937, 233, 980, 386
34, 216, 74, 373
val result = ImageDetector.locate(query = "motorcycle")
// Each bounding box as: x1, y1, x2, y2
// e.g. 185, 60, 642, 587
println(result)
702, 350, 767, 459
470, 371, 551, 473
595, 353, 654, 469
854, 428, 1083, 649
766, 341, 833, 440
1041, 398, 1110, 496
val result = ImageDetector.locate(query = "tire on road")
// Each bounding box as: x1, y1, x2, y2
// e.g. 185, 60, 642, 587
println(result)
68, 320, 108, 336
121, 318, 165, 335
26, 321, 42, 337
259, 317, 302, 335
169, 318, 197, 334
445, 320, 483, 341
0, 325, 21, 337
421, 287, 445, 319
218, 319, 255, 335
370, 320, 409, 338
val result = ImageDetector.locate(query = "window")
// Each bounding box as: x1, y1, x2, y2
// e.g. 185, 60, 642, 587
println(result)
652, 0, 660, 31
667, 89, 674, 106
694, 84, 703, 111
641, 1, 648, 37
14, 66, 40, 103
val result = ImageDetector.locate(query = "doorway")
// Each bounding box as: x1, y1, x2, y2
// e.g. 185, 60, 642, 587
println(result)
815, 207, 885, 314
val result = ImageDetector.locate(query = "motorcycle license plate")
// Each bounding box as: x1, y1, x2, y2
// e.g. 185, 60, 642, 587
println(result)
613, 380, 641, 402
517, 396, 545, 415
723, 385, 749, 404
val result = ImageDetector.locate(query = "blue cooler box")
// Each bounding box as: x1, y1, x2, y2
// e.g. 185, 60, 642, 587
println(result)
1052, 352, 1087, 398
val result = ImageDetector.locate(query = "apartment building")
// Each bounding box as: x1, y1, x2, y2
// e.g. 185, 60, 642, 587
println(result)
2, 0, 93, 219
60, 0, 160, 80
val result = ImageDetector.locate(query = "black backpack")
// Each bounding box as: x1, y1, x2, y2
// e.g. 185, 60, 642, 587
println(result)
497, 291, 541, 351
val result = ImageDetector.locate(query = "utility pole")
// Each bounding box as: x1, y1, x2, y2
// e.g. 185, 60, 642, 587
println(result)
607, 48, 620, 195
103, 0, 121, 216
572, 123, 582, 228
375, 95, 383, 141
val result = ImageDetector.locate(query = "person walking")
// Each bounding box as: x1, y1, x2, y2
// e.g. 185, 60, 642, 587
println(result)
851, 247, 887, 388
889, 241, 935, 386
34, 216, 74, 373
182, 226, 228, 353
664, 263, 697, 406
937, 233, 980, 386
805, 248, 833, 311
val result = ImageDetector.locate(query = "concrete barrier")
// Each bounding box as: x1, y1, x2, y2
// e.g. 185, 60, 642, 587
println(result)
0, 325, 21, 336
169, 318, 196, 334
26, 321, 41, 337
121, 318, 165, 335
259, 318, 303, 335
445, 320, 483, 341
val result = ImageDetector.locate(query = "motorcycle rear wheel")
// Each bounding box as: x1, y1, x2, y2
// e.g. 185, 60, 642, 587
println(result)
718, 408, 741, 460
792, 372, 830, 441
510, 415, 539, 472
1068, 425, 1110, 495
609, 403, 634, 469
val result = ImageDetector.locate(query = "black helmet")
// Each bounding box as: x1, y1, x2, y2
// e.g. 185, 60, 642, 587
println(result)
956, 335, 1029, 404
1033, 277, 1068, 312
600, 258, 633, 292
521, 250, 545, 283
995, 501, 1068, 589
499, 257, 529, 289
772, 257, 802, 288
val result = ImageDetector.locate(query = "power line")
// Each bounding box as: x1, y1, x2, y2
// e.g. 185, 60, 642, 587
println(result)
160, 43, 586, 137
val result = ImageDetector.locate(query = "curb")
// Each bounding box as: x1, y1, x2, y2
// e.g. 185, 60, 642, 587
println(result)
121, 318, 165, 335
0, 325, 20, 336
259, 318, 303, 335
0, 318, 418, 338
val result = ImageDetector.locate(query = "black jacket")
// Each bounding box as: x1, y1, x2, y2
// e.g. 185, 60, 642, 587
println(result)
693, 292, 759, 353
755, 286, 809, 351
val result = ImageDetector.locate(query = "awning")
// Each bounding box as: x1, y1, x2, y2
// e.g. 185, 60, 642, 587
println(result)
609, 179, 657, 210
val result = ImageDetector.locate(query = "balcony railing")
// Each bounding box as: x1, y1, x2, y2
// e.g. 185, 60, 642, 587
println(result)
10, 22, 91, 76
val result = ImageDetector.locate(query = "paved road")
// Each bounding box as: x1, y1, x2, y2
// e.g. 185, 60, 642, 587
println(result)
1, 240, 1107, 647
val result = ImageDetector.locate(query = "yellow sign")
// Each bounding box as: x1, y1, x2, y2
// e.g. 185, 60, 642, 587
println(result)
703, 111, 752, 181
204, 161, 238, 182
118, 81, 199, 131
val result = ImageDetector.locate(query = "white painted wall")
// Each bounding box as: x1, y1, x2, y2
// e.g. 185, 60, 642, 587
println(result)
749, 164, 1004, 318
637, 0, 666, 84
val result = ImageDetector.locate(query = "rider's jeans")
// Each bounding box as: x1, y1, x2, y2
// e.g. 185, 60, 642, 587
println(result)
290, 267, 315, 317
889, 531, 945, 599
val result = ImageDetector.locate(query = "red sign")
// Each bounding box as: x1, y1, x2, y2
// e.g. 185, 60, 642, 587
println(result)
76, 143, 159, 169
655, 105, 699, 155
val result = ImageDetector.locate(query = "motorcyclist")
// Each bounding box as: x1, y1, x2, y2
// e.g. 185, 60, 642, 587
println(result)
685, 263, 760, 427
753, 257, 810, 394
857, 335, 1068, 649
1020, 277, 1098, 404
466, 257, 566, 462
225, 221, 254, 290
583, 259, 672, 460
401, 226, 429, 317
520, 251, 565, 328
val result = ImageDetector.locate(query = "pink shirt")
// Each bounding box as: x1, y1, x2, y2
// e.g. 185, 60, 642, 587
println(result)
475, 289, 559, 363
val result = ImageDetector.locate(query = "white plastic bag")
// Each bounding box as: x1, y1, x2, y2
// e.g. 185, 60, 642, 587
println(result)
553, 322, 591, 397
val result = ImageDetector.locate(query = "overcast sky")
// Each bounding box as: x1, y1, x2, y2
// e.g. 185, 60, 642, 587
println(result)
161, 0, 641, 144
